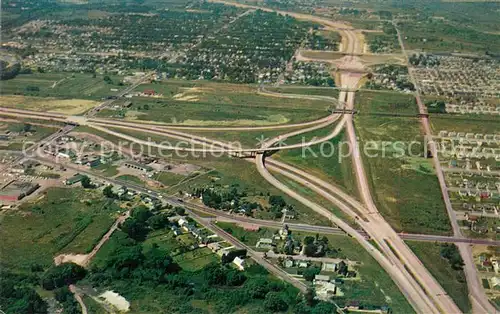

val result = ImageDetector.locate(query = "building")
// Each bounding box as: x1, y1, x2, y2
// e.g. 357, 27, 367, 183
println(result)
207, 242, 221, 252
315, 282, 337, 300
233, 256, 245, 271
124, 161, 153, 173
313, 274, 330, 283
65, 174, 85, 185
256, 238, 274, 249
0, 181, 40, 202
493, 258, 499, 274
283, 259, 294, 268
322, 262, 337, 272
491, 277, 500, 290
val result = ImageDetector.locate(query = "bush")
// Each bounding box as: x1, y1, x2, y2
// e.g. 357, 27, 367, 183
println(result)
41, 263, 87, 290
264, 291, 288, 312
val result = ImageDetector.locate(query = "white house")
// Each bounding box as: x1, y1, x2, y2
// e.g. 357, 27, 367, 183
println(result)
233, 257, 245, 271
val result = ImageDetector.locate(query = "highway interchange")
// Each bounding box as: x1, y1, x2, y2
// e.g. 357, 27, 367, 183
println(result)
0, 2, 495, 313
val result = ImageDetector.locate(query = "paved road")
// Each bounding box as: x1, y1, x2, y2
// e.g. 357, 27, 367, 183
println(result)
394, 22, 496, 314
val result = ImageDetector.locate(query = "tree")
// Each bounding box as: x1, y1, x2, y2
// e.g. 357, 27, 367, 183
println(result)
131, 206, 152, 223
80, 175, 92, 188
121, 218, 148, 241
302, 266, 321, 281
226, 270, 247, 286
264, 291, 288, 312
175, 206, 186, 216
103, 75, 113, 84
269, 195, 286, 208
147, 214, 170, 230
103, 185, 117, 198
41, 263, 87, 290
245, 277, 271, 299
23, 123, 33, 133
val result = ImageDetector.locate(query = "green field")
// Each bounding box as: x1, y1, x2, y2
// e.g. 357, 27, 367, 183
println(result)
431, 115, 500, 134
0, 72, 125, 101
356, 114, 452, 235
96, 80, 330, 126
274, 129, 359, 198
355, 90, 418, 115
0, 187, 121, 271
0, 122, 59, 151
153, 171, 186, 187
407, 241, 471, 313
399, 19, 500, 53
116, 174, 145, 185
184, 125, 308, 148
173, 247, 220, 271
266, 86, 341, 99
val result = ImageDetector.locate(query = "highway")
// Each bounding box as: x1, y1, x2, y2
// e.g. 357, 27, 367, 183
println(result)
1, 4, 489, 311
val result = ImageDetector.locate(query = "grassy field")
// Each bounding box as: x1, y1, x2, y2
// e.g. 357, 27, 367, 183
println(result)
0, 187, 121, 271
399, 19, 500, 53
184, 125, 308, 148
153, 171, 186, 187
266, 86, 341, 99
97, 80, 331, 126
0, 95, 99, 115
430, 115, 500, 134
407, 241, 471, 313
0, 72, 125, 101
355, 90, 418, 115
271, 172, 356, 225
356, 114, 452, 235
172, 247, 219, 272
0, 122, 59, 151
116, 174, 145, 185
274, 129, 359, 198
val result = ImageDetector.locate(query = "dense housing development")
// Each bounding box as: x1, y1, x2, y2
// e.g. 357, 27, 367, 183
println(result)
0, 0, 499, 313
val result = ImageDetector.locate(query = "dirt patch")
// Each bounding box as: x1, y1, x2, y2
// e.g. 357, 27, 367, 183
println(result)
54, 253, 89, 266
98, 291, 130, 312
169, 163, 201, 176
172, 93, 200, 102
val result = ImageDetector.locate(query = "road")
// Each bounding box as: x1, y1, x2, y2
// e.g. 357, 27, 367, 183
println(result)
394, 22, 496, 314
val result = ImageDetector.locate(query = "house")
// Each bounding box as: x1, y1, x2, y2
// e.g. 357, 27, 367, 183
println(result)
178, 218, 188, 227
492, 258, 499, 274
256, 238, 274, 249
298, 261, 309, 268
283, 259, 294, 268
491, 277, 500, 290
143, 89, 155, 96
313, 274, 330, 283
321, 262, 337, 272
233, 256, 245, 271
279, 225, 289, 239
315, 282, 337, 300
170, 225, 182, 236
207, 242, 221, 252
